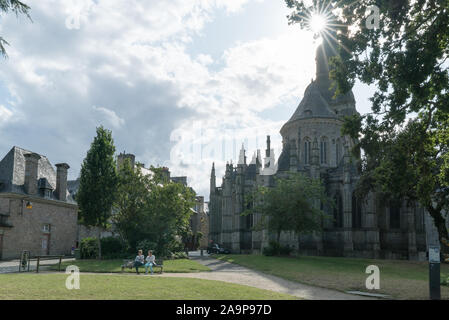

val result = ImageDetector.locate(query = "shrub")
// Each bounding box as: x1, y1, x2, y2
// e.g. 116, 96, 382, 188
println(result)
172, 251, 189, 259
279, 244, 293, 256
80, 237, 98, 259
100, 236, 127, 259
263, 241, 292, 256
136, 239, 158, 255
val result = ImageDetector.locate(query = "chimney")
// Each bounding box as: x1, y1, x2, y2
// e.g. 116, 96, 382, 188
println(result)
24, 153, 41, 195
55, 163, 70, 201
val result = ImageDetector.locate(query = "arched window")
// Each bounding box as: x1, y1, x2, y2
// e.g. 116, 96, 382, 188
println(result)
390, 200, 401, 229
246, 201, 253, 229
336, 138, 342, 165
333, 192, 343, 228
304, 138, 311, 165
352, 192, 362, 229
320, 137, 328, 164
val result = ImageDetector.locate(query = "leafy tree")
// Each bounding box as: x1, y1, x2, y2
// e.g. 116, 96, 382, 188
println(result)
112, 159, 150, 252
285, 0, 449, 250
143, 171, 196, 256
245, 172, 331, 245
0, 0, 31, 57
77, 126, 118, 259
112, 164, 196, 257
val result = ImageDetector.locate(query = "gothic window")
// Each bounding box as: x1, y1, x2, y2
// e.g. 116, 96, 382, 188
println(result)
390, 200, 401, 229
352, 192, 362, 229
333, 192, 343, 228
336, 138, 342, 165
246, 214, 253, 229
246, 202, 253, 229
304, 138, 311, 165
320, 137, 328, 164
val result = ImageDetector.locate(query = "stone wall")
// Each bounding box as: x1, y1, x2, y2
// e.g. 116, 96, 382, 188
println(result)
0, 193, 78, 260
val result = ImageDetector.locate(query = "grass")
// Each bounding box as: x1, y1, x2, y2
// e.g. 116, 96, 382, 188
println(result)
0, 273, 298, 300
49, 259, 211, 273
215, 254, 449, 300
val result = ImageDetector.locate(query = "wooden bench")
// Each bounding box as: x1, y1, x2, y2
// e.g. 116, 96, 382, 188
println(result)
121, 259, 164, 274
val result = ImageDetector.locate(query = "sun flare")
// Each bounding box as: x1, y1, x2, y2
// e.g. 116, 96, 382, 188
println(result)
309, 14, 327, 34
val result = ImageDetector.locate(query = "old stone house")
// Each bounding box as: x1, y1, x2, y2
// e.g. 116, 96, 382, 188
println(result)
0, 146, 78, 260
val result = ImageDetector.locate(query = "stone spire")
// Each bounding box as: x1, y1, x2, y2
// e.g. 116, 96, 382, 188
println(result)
238, 144, 246, 165
210, 162, 216, 194
265, 135, 271, 158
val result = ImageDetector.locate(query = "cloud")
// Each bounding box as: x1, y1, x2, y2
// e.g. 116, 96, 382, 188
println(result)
0, 0, 318, 199
0, 105, 13, 125
92, 106, 125, 129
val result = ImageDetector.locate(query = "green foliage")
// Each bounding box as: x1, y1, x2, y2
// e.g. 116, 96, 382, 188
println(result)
245, 172, 331, 242
285, 0, 449, 248
170, 251, 189, 260
0, 0, 31, 57
263, 241, 293, 256
113, 162, 196, 258
136, 239, 158, 255
80, 238, 98, 259
100, 236, 127, 259
113, 158, 151, 251
77, 126, 118, 259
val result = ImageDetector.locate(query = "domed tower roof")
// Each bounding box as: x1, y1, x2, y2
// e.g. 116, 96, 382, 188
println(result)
282, 37, 357, 131
287, 80, 337, 121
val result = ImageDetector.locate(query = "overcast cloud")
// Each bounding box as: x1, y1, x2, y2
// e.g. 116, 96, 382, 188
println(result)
0, 0, 373, 199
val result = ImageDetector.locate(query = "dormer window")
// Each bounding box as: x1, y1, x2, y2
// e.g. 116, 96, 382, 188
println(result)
38, 178, 53, 199
44, 189, 52, 199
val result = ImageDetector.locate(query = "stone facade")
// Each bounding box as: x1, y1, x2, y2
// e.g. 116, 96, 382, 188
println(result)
189, 196, 209, 249
208, 41, 438, 260
0, 147, 78, 260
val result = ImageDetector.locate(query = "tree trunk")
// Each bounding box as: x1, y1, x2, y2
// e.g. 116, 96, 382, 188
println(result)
97, 228, 102, 260
277, 230, 281, 244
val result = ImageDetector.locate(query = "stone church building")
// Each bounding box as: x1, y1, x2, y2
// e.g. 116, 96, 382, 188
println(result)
209, 41, 441, 260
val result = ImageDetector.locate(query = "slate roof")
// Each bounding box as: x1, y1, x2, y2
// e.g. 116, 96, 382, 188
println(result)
287, 80, 337, 122
0, 146, 76, 204
283, 41, 357, 127
276, 144, 290, 172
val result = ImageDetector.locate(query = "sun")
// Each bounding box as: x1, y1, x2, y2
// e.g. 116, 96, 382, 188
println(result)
309, 13, 327, 34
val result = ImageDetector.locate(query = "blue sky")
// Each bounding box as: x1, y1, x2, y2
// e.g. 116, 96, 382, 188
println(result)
0, 0, 374, 199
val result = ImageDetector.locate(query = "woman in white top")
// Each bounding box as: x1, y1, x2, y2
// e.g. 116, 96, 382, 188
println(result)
144, 250, 156, 275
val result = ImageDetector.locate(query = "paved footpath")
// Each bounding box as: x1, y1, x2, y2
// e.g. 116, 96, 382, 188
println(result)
160, 256, 377, 300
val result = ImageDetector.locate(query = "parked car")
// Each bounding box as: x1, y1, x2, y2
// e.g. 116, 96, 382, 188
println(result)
207, 243, 231, 254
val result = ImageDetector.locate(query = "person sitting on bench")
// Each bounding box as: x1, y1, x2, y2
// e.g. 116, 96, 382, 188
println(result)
134, 250, 145, 274
144, 250, 156, 275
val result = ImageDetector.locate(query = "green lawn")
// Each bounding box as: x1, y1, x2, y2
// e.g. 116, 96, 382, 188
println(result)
215, 254, 449, 300
50, 259, 211, 273
0, 273, 298, 300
